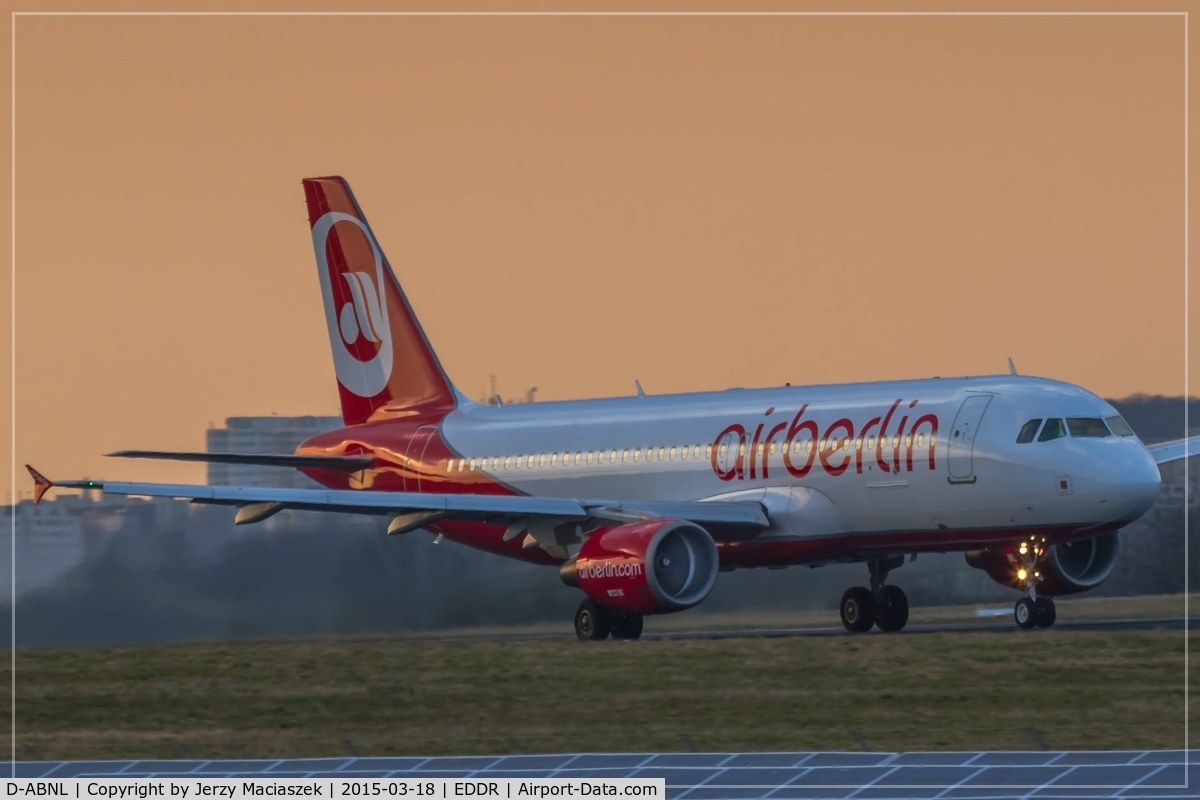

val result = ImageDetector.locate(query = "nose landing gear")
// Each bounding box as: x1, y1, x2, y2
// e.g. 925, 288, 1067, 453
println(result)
1013, 540, 1056, 629
839, 556, 910, 633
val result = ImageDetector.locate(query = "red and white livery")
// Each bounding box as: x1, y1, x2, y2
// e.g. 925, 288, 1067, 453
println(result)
29, 177, 1196, 638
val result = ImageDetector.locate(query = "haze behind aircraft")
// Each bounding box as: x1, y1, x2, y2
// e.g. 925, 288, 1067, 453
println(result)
27, 177, 1200, 639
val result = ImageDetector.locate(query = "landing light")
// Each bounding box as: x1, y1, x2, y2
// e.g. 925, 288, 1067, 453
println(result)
1018, 543, 1028, 555
1017, 568, 1028, 581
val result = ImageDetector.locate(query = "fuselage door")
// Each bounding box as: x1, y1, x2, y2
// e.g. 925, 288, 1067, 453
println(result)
404, 425, 438, 492
947, 394, 993, 483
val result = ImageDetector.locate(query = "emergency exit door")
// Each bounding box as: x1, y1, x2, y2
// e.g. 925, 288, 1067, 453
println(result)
947, 394, 993, 483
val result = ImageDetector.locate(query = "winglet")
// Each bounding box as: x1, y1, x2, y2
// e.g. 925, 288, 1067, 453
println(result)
1007, 358, 1018, 376
25, 465, 53, 505
635, 379, 646, 397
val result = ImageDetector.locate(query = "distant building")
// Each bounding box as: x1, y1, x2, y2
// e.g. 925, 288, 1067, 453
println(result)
1, 493, 190, 598
206, 415, 343, 487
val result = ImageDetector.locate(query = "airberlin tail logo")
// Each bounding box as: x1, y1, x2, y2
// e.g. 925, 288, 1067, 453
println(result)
313, 211, 394, 398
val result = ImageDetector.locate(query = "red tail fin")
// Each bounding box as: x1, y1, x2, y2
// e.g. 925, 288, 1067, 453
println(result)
303, 177, 457, 425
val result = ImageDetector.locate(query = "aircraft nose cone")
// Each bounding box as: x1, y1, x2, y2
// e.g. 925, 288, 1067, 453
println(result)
1121, 448, 1162, 521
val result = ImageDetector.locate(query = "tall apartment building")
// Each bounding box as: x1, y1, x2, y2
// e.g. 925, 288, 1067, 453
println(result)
206, 415, 343, 487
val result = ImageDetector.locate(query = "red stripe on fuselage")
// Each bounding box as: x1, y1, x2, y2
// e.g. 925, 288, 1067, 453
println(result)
716, 523, 1121, 569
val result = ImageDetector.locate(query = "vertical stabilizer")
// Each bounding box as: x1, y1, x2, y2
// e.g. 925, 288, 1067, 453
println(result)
303, 176, 457, 425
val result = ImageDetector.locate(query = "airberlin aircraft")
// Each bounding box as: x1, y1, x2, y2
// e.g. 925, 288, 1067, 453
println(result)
27, 176, 1199, 639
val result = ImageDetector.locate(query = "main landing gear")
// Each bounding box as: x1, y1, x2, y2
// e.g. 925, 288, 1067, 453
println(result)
1012, 540, 1057, 630
574, 599, 644, 641
840, 556, 909, 633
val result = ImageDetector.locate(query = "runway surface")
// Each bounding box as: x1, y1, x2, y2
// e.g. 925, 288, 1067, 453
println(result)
18, 751, 1197, 798
421, 616, 1193, 643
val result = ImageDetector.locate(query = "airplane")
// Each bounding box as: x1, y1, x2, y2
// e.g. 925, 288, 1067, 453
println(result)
26, 176, 1199, 640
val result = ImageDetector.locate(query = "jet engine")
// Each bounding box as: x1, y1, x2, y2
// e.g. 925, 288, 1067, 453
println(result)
965, 531, 1120, 596
560, 519, 719, 614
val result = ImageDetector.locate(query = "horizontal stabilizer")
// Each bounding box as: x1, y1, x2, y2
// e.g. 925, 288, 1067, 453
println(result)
107, 450, 374, 472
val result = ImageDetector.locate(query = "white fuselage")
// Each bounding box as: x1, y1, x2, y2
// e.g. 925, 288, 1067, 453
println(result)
425, 374, 1160, 564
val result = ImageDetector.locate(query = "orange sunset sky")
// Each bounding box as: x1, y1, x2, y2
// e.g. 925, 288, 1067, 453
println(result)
1, 5, 1195, 494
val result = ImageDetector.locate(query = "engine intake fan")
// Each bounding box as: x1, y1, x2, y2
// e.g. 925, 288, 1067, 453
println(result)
561, 518, 718, 614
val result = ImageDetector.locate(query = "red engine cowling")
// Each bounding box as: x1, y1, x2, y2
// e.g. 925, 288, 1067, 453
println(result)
561, 519, 719, 614
964, 531, 1120, 596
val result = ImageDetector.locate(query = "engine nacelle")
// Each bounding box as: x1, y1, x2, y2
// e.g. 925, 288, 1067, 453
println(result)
561, 519, 719, 614
964, 531, 1120, 596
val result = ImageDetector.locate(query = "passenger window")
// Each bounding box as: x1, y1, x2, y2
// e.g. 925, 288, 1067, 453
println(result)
1038, 418, 1067, 442
492, 457, 500, 470
446, 460, 454, 473
694, 445, 702, 459
843, 439, 851, 452
598, 451, 606, 465
527, 455, 535, 468
1067, 418, 1111, 438
706, 445, 713, 459
658, 447, 666, 461
459, 459, 466, 471
504, 456, 511, 469
867, 436, 875, 449
550, 453, 557, 467
538, 454, 546, 467
574, 452, 582, 466
916, 434, 924, 448
586, 451, 594, 465
633, 448, 641, 462
611, 449, 618, 463
468, 459, 476, 471
680, 446, 688, 460
718, 444, 727, 459
646, 447, 654, 461
622, 449, 630, 462
1106, 415, 1136, 437
1016, 419, 1042, 444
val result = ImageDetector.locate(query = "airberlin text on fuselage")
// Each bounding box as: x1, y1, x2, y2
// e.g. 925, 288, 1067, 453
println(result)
710, 400, 939, 481
578, 561, 644, 580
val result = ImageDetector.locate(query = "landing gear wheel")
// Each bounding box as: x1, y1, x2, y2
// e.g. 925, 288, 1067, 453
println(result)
841, 587, 876, 633
1014, 597, 1038, 629
875, 585, 910, 632
574, 599, 612, 640
610, 613, 644, 640
1034, 597, 1057, 628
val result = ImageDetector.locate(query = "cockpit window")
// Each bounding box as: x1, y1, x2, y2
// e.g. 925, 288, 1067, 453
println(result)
1016, 419, 1042, 444
1067, 417, 1111, 438
1038, 418, 1067, 442
1106, 415, 1136, 437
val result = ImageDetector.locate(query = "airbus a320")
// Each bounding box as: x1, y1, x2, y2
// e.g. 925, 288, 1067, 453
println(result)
28, 176, 1197, 639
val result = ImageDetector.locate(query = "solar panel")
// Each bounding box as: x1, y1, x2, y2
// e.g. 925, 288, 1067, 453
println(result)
15, 750, 1194, 798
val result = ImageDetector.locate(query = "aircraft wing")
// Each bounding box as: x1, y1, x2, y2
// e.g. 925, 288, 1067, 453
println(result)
1147, 435, 1200, 465
24, 466, 769, 542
